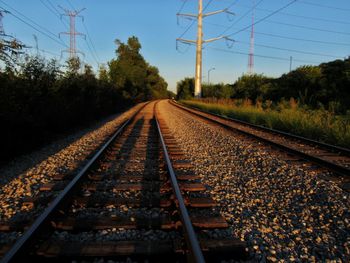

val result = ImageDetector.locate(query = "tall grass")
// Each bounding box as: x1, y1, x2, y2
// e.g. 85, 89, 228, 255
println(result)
181, 99, 350, 148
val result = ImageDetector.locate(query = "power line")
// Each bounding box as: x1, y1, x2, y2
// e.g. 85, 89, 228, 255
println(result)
238, 5, 350, 25
46, 0, 63, 17
265, 20, 350, 36
0, 6, 67, 48
177, 0, 215, 39
253, 31, 350, 47
219, 0, 264, 36
298, 0, 350, 12
227, 0, 240, 10
0, 0, 67, 46
177, 0, 188, 14
226, 0, 298, 37
235, 40, 343, 59
206, 20, 350, 47
65, 0, 76, 11
82, 20, 100, 65
39, 0, 59, 20
207, 46, 321, 64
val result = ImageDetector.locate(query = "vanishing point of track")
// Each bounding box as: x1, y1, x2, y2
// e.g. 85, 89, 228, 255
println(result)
0, 101, 246, 263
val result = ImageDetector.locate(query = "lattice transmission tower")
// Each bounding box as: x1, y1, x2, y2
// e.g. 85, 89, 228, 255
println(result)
0, 10, 8, 36
59, 6, 86, 59
248, 0, 255, 74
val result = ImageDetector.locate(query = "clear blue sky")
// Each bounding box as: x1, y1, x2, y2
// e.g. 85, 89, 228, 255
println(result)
1, 0, 350, 92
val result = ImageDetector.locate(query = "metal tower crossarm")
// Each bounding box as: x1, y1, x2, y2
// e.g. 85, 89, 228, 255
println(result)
59, 6, 86, 59
176, 0, 234, 98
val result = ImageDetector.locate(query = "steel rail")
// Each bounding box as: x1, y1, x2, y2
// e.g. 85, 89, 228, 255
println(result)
1, 102, 149, 263
154, 101, 205, 263
172, 100, 350, 155
170, 100, 350, 177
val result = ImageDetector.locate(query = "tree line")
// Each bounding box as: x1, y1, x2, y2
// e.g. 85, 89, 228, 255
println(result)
177, 57, 350, 114
0, 36, 171, 162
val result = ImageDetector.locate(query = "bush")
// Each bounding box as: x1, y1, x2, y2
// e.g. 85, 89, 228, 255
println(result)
181, 99, 350, 148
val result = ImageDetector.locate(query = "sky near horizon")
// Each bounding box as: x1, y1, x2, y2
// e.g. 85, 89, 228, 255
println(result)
1, 0, 350, 92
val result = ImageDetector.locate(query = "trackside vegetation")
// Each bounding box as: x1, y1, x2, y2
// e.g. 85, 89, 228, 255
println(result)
0, 36, 171, 162
177, 57, 350, 148
181, 99, 350, 148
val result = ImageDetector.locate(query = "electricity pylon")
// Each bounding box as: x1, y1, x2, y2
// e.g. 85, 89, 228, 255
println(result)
248, 0, 255, 74
177, 0, 234, 98
59, 6, 86, 59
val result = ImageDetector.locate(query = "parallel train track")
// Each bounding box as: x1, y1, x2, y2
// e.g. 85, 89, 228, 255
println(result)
0, 101, 246, 263
170, 100, 350, 190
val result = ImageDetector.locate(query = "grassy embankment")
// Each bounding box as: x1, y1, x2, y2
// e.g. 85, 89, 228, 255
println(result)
181, 99, 350, 148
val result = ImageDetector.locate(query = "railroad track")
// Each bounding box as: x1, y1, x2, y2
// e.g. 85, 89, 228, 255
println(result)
0, 101, 246, 262
170, 100, 350, 190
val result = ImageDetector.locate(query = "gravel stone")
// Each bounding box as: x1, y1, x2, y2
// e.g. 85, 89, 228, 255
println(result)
0, 103, 144, 224
159, 100, 350, 262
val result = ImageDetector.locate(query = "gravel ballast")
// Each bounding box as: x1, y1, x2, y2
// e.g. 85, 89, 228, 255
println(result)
0, 103, 144, 222
159, 100, 350, 262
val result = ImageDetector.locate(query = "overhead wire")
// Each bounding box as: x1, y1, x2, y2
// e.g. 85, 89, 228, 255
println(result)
0, 6, 67, 48
65, 0, 76, 11
219, 0, 264, 36
82, 20, 100, 65
253, 30, 350, 47
234, 40, 343, 59
226, 0, 298, 37
41, 0, 69, 32
298, 0, 350, 12
39, 0, 59, 19
177, 0, 215, 39
207, 46, 321, 64
177, 0, 188, 14
205, 21, 350, 47
265, 20, 350, 36
236, 4, 350, 25
0, 0, 67, 47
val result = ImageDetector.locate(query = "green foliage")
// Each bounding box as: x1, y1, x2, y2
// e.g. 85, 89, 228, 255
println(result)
202, 83, 234, 98
176, 58, 349, 114
0, 36, 171, 162
0, 38, 26, 67
276, 66, 322, 105
232, 73, 273, 101
176, 77, 194, 100
182, 99, 350, 148
108, 36, 168, 102
229, 58, 350, 113
0, 55, 126, 162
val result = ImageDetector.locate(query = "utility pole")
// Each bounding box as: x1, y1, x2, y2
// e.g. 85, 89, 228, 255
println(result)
0, 10, 8, 36
195, 0, 203, 97
208, 67, 215, 84
33, 34, 39, 56
289, 56, 293, 72
177, 1, 233, 98
248, 0, 255, 74
59, 6, 86, 59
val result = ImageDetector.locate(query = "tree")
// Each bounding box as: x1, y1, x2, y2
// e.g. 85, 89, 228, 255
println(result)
202, 83, 233, 98
277, 66, 322, 105
108, 36, 168, 102
0, 38, 26, 67
98, 64, 109, 82
176, 77, 194, 100
233, 73, 272, 101
65, 57, 81, 76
